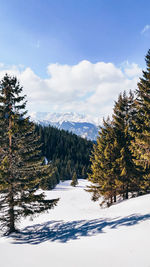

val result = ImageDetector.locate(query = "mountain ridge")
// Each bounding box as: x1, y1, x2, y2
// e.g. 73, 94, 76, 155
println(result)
29, 112, 99, 140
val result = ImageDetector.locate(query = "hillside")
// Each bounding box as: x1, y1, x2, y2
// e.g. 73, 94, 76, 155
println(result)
1, 179, 150, 267
35, 124, 93, 187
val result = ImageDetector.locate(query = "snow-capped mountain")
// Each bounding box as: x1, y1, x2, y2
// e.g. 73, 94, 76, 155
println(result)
29, 112, 99, 140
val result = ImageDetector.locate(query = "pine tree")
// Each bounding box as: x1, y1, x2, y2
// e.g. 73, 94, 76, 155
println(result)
131, 50, 150, 192
112, 91, 138, 198
81, 166, 87, 179
88, 118, 118, 206
0, 74, 59, 234
70, 171, 78, 187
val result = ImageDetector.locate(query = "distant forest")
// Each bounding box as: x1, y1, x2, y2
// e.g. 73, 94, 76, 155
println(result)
35, 124, 93, 189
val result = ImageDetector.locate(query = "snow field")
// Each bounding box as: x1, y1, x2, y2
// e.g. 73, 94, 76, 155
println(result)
1, 179, 150, 267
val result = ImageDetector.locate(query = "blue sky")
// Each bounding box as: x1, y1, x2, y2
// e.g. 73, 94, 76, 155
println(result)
0, 0, 150, 119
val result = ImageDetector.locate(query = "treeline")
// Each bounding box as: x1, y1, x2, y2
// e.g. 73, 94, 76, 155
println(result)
35, 124, 93, 189
88, 50, 150, 206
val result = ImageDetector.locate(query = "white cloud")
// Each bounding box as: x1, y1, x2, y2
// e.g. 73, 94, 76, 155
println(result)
0, 60, 142, 121
124, 62, 142, 77
141, 24, 150, 34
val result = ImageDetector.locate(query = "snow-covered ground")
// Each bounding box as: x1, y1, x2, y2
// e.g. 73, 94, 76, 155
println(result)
1, 179, 150, 267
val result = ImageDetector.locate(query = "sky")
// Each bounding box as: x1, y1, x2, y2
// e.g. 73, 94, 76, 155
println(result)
0, 0, 150, 120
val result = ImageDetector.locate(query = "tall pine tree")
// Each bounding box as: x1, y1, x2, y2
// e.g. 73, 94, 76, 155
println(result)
0, 74, 59, 234
131, 50, 150, 192
113, 91, 139, 198
88, 117, 118, 206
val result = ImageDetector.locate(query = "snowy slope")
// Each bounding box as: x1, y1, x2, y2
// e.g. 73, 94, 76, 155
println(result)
1, 179, 150, 267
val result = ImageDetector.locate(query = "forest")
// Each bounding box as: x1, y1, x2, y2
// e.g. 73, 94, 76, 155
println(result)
35, 124, 93, 189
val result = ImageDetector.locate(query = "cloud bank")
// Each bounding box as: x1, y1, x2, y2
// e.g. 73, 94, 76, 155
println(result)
0, 60, 142, 121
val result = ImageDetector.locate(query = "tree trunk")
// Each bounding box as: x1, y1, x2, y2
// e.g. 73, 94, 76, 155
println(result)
122, 184, 126, 199
114, 193, 116, 202
8, 189, 16, 234
8, 110, 16, 234
125, 185, 128, 199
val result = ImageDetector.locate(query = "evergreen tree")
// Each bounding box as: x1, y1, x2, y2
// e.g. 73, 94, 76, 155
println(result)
81, 166, 87, 179
0, 74, 59, 234
88, 118, 118, 206
131, 50, 150, 192
70, 171, 78, 187
112, 91, 139, 198
40, 165, 59, 190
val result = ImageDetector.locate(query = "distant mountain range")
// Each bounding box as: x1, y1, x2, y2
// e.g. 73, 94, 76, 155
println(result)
29, 112, 99, 141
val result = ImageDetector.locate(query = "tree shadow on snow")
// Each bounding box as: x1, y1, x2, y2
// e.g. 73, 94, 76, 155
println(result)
9, 213, 150, 245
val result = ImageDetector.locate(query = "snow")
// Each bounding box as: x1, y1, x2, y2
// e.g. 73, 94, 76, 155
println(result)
29, 111, 99, 125
1, 179, 150, 267
29, 111, 99, 140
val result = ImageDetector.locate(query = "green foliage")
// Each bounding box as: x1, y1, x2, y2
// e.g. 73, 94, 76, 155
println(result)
88, 90, 142, 206
0, 74, 59, 234
130, 50, 150, 193
88, 117, 118, 205
71, 171, 78, 187
35, 124, 93, 186
112, 91, 141, 198
88, 50, 150, 206
131, 51, 150, 166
